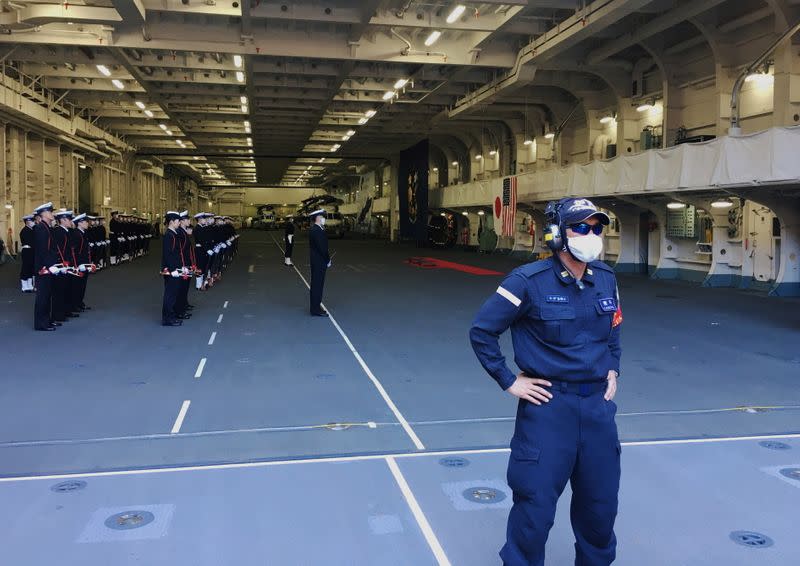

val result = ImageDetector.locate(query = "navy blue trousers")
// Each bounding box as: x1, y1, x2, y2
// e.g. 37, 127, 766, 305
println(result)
501, 384, 621, 566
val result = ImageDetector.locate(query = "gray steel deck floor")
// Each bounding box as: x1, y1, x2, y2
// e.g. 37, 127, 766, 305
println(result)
0, 230, 798, 565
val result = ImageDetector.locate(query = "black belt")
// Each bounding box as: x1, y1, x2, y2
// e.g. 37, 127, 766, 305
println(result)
548, 379, 606, 397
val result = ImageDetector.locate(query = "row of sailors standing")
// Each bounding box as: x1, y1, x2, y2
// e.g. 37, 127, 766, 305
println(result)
160, 210, 239, 327
108, 211, 154, 264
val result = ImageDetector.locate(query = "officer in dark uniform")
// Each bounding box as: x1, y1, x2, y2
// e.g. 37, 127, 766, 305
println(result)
51, 209, 77, 322
109, 211, 121, 264
71, 213, 94, 312
308, 209, 331, 316
283, 216, 295, 266
19, 214, 36, 292
161, 211, 184, 326
32, 202, 59, 331
174, 211, 193, 318
470, 197, 622, 566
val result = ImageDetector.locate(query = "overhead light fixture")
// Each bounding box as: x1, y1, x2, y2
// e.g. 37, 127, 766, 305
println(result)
365, 110, 376, 118
477, 210, 485, 216
544, 132, 555, 139
193, 156, 199, 160
342, 135, 350, 141
233, 55, 243, 68
248, 149, 253, 153
318, 158, 325, 163
711, 199, 733, 208
462, 211, 469, 217
135, 101, 146, 110
440, 212, 446, 217
489, 149, 497, 156
240, 96, 248, 105
244, 120, 250, 128
452, 161, 458, 166
637, 102, 654, 112
523, 139, 533, 146
600, 115, 615, 124
78, 164, 87, 170
475, 154, 482, 160
425, 30, 442, 46
667, 202, 686, 210
446, 5, 466, 24
358, 117, 368, 125
236, 71, 245, 83
241, 105, 248, 113
175, 139, 183, 145
433, 167, 438, 172
159, 123, 168, 130
165, 130, 173, 136
346, 130, 356, 136
382, 91, 396, 100
394, 78, 408, 90
111, 79, 124, 89
96, 64, 111, 76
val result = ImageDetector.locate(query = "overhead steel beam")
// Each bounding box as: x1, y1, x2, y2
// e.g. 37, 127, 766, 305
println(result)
112, 0, 146, 25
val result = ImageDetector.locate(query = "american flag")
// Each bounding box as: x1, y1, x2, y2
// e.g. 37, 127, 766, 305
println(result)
501, 176, 517, 237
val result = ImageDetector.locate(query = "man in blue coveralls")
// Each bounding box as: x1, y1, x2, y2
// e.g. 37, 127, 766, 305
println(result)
470, 197, 623, 566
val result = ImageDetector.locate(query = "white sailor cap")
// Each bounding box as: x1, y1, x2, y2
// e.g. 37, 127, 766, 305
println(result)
308, 208, 327, 218
164, 210, 181, 222
22, 214, 35, 221
54, 209, 74, 219
34, 202, 54, 214
73, 213, 88, 223
180, 210, 190, 219
193, 212, 206, 219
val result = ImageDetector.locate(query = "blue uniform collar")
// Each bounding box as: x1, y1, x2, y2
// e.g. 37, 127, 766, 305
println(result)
553, 256, 595, 286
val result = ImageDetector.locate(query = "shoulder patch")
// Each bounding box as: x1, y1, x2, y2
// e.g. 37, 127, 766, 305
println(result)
518, 258, 552, 278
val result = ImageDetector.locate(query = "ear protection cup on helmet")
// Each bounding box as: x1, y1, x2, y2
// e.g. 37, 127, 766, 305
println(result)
543, 200, 564, 252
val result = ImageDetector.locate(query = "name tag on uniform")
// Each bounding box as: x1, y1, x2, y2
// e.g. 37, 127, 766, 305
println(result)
545, 295, 569, 304
598, 298, 617, 312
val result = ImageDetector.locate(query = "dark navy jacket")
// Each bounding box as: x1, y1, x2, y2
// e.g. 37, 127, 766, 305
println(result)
309, 224, 329, 268
470, 257, 622, 390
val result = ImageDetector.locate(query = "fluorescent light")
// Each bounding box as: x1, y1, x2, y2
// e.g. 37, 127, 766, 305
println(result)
96, 64, 111, 76
236, 71, 245, 83
233, 55, 242, 68
475, 155, 482, 160
78, 164, 87, 170
165, 130, 173, 136
440, 212, 446, 217
446, 5, 466, 24
600, 116, 614, 124
241, 105, 248, 113
711, 199, 733, 208
452, 161, 458, 166
159, 123, 168, 130
240, 96, 248, 104
667, 202, 686, 210
144, 110, 154, 118
135, 101, 146, 110
544, 132, 555, 139
637, 103, 653, 112
318, 158, 325, 163
523, 139, 533, 146
394, 78, 408, 90
477, 210, 485, 216
358, 117, 368, 125
462, 211, 469, 216
489, 149, 497, 156
245, 127, 251, 134
244, 120, 250, 127
346, 130, 356, 136
175, 139, 183, 145
382, 91, 396, 100
246, 137, 252, 143
365, 110, 376, 118
342, 135, 350, 141
424, 30, 442, 46
111, 79, 124, 89
433, 167, 438, 172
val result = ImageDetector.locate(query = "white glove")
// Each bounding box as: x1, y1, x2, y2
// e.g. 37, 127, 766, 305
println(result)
106, 240, 110, 245
170, 270, 181, 278
79, 265, 87, 272
89, 243, 95, 247
327, 260, 332, 268
287, 235, 294, 244
48, 265, 59, 275
207, 250, 214, 256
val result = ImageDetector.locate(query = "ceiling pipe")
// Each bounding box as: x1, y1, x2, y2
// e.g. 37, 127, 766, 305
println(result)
730, 19, 800, 135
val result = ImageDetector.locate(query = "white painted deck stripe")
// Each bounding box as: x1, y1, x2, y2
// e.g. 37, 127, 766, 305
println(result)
2, 434, 800, 483
270, 236, 425, 450
170, 401, 191, 434
217, 314, 223, 323
248, 264, 254, 273
194, 358, 207, 378
223, 301, 229, 309
386, 457, 451, 566
208, 332, 216, 346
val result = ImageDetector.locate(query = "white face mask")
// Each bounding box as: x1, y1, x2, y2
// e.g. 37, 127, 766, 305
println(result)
567, 233, 603, 263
